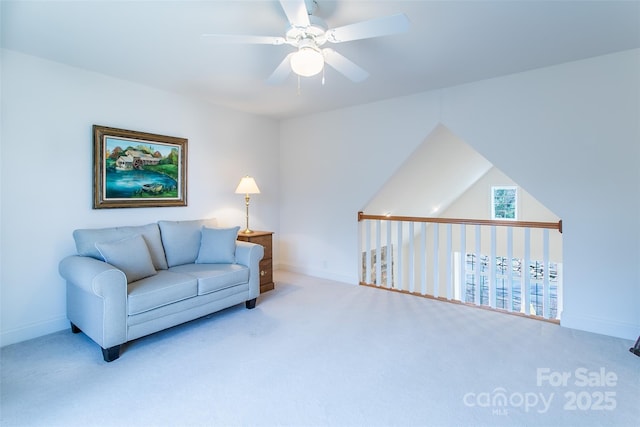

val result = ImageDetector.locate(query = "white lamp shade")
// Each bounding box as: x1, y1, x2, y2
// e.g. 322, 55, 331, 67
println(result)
235, 176, 261, 194
290, 47, 324, 77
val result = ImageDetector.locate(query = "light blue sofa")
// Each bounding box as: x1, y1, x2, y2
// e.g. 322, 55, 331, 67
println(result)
58, 219, 264, 362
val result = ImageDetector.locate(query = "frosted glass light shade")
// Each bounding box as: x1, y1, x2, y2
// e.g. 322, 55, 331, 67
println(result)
290, 47, 324, 77
235, 176, 260, 194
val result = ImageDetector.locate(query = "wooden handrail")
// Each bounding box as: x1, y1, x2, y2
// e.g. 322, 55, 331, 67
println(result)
358, 212, 562, 233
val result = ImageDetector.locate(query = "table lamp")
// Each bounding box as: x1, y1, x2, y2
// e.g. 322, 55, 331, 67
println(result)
235, 176, 260, 234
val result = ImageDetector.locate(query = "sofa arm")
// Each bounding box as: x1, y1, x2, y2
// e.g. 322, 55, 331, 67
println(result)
235, 241, 264, 299
59, 255, 127, 349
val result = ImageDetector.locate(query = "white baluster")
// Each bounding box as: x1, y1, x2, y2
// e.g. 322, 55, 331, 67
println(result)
386, 220, 392, 288
420, 222, 427, 295
543, 229, 550, 318
524, 228, 531, 315
506, 227, 513, 312
433, 223, 440, 299
375, 220, 382, 287
408, 222, 415, 293
474, 224, 481, 306
445, 224, 451, 300
397, 221, 403, 291
460, 224, 466, 303
490, 226, 496, 309
365, 220, 372, 284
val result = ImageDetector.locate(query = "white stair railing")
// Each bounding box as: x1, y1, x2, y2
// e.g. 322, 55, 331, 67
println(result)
358, 212, 563, 322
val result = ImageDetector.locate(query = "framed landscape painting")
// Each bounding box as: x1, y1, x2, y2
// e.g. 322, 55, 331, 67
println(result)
93, 125, 187, 209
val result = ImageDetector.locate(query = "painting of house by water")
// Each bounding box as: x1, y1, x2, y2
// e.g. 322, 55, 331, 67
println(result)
93, 125, 187, 209
114, 149, 161, 171
105, 137, 180, 199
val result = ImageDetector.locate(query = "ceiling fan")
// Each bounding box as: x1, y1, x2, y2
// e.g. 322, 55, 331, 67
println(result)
201, 0, 410, 84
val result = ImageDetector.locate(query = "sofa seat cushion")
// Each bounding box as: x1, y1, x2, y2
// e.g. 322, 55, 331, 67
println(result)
170, 264, 249, 295
127, 270, 198, 315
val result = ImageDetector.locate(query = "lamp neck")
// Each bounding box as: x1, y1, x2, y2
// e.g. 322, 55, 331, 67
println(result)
242, 193, 253, 234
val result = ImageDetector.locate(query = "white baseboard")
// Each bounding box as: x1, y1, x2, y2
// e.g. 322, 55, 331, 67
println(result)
276, 264, 357, 285
0, 316, 69, 347
561, 312, 638, 341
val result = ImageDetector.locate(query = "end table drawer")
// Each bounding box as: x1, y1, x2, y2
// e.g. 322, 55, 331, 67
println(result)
259, 259, 273, 285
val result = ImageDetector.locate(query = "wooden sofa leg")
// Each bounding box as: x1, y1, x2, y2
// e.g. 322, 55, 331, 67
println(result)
70, 322, 82, 334
102, 345, 121, 362
245, 298, 257, 309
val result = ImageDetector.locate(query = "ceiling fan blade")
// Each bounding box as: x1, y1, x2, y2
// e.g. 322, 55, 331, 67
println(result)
266, 53, 294, 85
279, 0, 310, 27
323, 49, 369, 83
326, 13, 410, 43
201, 34, 286, 45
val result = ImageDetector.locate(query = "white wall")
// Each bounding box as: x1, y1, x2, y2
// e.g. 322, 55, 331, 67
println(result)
280, 49, 640, 340
442, 167, 562, 262
444, 168, 561, 223
279, 92, 442, 283
0, 49, 280, 346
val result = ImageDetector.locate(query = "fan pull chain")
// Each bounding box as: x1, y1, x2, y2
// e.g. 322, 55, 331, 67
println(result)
322, 68, 325, 86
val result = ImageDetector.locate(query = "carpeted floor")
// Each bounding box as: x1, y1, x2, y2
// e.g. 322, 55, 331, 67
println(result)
1, 271, 638, 427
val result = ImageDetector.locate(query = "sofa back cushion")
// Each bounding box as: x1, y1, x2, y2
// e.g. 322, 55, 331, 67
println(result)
73, 223, 168, 270
158, 218, 218, 267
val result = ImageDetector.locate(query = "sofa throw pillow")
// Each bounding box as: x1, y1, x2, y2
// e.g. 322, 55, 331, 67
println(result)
95, 234, 157, 283
196, 226, 240, 264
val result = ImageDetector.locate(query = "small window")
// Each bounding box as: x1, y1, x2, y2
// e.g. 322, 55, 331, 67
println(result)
491, 186, 518, 220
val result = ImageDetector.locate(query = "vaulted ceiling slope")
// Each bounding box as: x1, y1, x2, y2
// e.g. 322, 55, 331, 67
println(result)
364, 124, 493, 217
2, 1, 639, 119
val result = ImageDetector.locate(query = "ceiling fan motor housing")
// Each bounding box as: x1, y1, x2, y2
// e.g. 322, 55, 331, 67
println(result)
285, 15, 328, 48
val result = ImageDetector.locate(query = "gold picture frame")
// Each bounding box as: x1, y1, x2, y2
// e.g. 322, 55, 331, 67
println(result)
93, 125, 187, 209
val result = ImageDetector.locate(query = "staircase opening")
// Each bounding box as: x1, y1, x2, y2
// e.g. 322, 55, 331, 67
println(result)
359, 124, 563, 322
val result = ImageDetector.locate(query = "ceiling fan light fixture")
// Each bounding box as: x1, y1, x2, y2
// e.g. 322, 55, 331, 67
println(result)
290, 46, 324, 77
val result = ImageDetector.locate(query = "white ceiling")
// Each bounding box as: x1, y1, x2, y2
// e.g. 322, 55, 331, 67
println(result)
2, 0, 639, 119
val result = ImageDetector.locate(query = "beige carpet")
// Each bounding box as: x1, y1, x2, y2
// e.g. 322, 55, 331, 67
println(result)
1, 270, 638, 426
